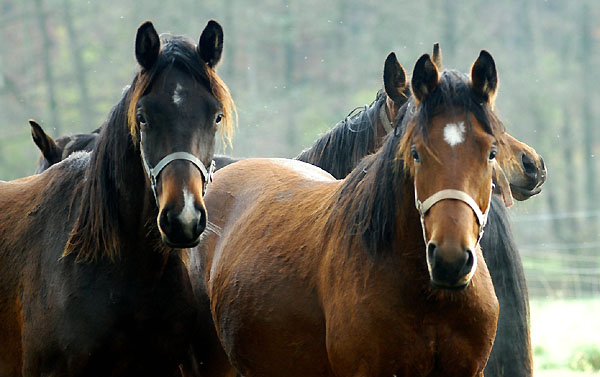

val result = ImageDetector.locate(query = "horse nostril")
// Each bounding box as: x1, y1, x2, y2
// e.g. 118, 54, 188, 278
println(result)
521, 153, 538, 179
539, 156, 547, 178
458, 248, 475, 278
427, 243, 475, 288
159, 204, 175, 235
427, 242, 437, 270
195, 207, 207, 236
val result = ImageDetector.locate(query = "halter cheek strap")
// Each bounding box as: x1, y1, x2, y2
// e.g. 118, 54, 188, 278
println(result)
415, 183, 494, 247
379, 102, 394, 134
139, 132, 216, 206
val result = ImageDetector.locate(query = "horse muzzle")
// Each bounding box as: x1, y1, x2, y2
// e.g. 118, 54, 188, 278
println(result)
509, 153, 547, 200
427, 241, 477, 290
158, 201, 207, 248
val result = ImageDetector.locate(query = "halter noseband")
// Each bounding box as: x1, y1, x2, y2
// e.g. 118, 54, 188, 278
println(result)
414, 182, 494, 248
139, 131, 216, 206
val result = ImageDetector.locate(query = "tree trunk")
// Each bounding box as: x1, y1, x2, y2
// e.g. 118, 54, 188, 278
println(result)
62, 0, 92, 126
33, 0, 60, 136
282, 1, 296, 153
222, 0, 236, 83
579, 3, 596, 212
442, 0, 457, 65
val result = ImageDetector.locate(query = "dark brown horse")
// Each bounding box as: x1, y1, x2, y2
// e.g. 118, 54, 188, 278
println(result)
29, 119, 100, 174
0, 20, 234, 376
197, 51, 506, 376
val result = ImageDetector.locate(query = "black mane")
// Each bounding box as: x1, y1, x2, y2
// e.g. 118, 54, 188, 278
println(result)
295, 90, 387, 179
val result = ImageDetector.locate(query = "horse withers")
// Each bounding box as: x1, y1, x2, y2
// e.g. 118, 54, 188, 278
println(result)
197, 51, 504, 376
0, 20, 234, 376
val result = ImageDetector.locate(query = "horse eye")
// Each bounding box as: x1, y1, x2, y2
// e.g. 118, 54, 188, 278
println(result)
411, 148, 420, 162
136, 113, 148, 128
215, 113, 223, 125
488, 150, 497, 161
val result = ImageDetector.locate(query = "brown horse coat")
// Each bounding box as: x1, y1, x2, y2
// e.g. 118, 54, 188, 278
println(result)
200, 156, 497, 376
197, 52, 503, 377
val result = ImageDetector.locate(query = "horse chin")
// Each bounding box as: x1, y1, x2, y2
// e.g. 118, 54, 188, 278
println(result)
430, 279, 470, 291
160, 234, 201, 249
510, 184, 542, 201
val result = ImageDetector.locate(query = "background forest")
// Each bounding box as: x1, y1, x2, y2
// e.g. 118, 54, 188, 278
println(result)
0, 0, 599, 374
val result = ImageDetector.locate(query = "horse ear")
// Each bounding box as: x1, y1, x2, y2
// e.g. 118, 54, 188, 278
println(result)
383, 52, 407, 105
29, 119, 62, 164
198, 20, 224, 68
471, 50, 498, 104
432, 43, 442, 70
411, 54, 439, 103
135, 21, 160, 70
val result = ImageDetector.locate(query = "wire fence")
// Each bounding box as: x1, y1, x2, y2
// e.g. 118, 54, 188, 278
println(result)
512, 211, 600, 299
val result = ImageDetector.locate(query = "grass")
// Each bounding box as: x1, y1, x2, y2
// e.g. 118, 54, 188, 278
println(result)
531, 298, 600, 376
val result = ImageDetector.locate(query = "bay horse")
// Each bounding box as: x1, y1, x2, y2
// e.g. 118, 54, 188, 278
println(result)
0, 20, 234, 376
198, 51, 504, 376
295, 48, 543, 377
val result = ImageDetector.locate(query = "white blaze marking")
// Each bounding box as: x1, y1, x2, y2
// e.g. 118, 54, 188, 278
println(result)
443, 122, 466, 147
178, 188, 197, 238
173, 83, 183, 106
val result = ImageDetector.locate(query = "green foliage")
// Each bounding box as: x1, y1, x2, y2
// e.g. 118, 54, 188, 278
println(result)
569, 345, 600, 372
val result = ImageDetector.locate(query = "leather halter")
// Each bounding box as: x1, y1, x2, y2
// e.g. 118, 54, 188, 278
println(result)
139, 131, 215, 206
414, 182, 494, 248
379, 102, 394, 134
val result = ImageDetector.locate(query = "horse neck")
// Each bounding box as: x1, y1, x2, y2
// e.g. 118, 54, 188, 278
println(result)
326, 144, 430, 294
66, 96, 167, 267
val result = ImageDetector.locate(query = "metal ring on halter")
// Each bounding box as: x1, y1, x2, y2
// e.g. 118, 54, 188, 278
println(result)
139, 132, 215, 206
414, 182, 494, 248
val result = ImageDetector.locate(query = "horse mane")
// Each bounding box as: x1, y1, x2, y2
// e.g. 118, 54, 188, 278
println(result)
326, 69, 505, 257
64, 35, 235, 262
62, 133, 99, 156
482, 196, 532, 375
295, 90, 386, 179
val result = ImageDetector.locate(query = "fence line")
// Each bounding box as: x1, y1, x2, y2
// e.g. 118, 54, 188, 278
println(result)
507, 209, 600, 298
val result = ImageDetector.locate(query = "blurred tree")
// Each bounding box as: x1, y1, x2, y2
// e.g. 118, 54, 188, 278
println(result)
579, 2, 596, 212
32, 0, 60, 136
62, 0, 92, 123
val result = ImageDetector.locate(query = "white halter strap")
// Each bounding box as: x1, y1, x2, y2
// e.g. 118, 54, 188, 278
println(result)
379, 102, 394, 134
139, 132, 215, 206
414, 182, 494, 247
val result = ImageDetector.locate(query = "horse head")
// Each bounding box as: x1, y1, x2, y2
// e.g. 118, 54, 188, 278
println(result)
129, 20, 233, 248
383, 45, 546, 204
394, 51, 504, 289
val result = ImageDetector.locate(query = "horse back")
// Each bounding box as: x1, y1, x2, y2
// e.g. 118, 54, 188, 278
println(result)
0, 156, 87, 376
198, 158, 339, 376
